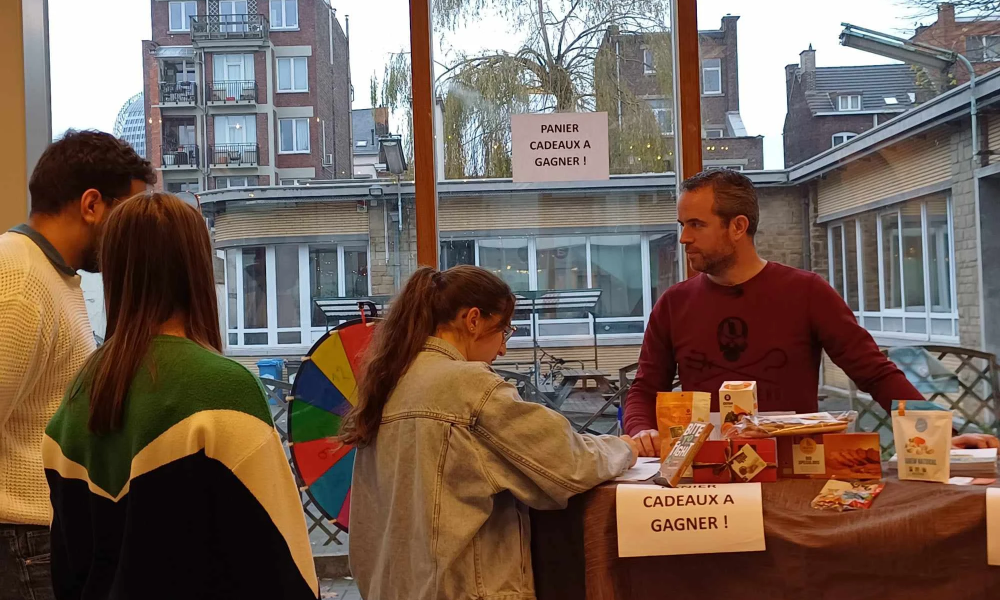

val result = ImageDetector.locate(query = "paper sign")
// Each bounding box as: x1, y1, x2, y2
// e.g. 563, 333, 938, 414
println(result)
988, 488, 1000, 566
616, 483, 766, 558
616, 458, 661, 482
511, 112, 610, 183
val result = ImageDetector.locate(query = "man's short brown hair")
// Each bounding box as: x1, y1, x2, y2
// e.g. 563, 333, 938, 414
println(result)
679, 169, 759, 236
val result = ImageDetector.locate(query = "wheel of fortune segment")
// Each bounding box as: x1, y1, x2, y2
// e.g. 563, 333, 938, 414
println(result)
288, 318, 376, 532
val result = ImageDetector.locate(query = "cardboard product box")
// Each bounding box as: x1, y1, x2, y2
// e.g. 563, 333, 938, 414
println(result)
719, 381, 759, 437
777, 434, 827, 479
693, 438, 777, 483
823, 433, 882, 480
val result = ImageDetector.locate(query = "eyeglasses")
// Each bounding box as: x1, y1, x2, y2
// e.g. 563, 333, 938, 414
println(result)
502, 324, 517, 343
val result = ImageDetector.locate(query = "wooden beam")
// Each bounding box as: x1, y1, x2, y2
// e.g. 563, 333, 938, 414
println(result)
672, 0, 703, 278
0, 2, 28, 230
673, 0, 703, 181
409, 0, 439, 268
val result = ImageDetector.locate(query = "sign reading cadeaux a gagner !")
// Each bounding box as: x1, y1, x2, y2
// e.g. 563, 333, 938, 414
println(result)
511, 112, 610, 183
616, 483, 766, 558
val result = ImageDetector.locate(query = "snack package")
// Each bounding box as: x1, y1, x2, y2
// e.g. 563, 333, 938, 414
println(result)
776, 434, 826, 478
719, 381, 758, 437
656, 392, 711, 460
891, 401, 951, 483
655, 421, 714, 488
725, 411, 856, 439
810, 480, 885, 512
823, 433, 882, 480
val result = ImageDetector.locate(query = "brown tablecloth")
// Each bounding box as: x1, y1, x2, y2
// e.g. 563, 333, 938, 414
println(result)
531, 478, 1000, 600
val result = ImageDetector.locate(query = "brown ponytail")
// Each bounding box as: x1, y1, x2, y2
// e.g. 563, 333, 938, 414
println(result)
340, 265, 515, 446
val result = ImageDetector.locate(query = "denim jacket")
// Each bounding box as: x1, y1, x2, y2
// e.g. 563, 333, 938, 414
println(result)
349, 337, 633, 600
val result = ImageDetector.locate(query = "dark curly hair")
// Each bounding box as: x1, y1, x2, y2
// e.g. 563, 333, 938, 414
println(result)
28, 129, 156, 215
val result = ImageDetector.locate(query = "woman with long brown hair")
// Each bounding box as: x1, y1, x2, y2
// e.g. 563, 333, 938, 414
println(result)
344, 265, 638, 600
42, 192, 319, 600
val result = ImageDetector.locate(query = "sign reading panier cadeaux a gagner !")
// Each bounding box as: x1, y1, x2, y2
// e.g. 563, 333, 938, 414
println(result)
511, 112, 610, 183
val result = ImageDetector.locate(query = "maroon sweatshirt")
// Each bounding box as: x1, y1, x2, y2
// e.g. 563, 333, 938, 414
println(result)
624, 262, 922, 436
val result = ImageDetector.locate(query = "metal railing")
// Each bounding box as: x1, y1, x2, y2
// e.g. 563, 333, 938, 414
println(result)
209, 143, 259, 166
191, 14, 269, 41
159, 81, 198, 104
207, 80, 257, 103
161, 144, 199, 168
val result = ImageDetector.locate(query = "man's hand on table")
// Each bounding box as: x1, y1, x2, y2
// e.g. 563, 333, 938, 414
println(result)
951, 433, 1000, 449
630, 429, 661, 458
619, 435, 640, 467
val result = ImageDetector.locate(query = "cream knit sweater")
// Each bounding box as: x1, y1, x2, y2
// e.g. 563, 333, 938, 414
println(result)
0, 231, 94, 525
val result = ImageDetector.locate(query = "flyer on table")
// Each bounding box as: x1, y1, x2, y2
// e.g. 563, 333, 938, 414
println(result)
616, 483, 766, 558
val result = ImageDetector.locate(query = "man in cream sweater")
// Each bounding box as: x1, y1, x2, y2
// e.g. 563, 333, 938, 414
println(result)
0, 130, 154, 598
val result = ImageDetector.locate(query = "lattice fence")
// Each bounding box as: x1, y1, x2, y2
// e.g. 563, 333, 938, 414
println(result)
262, 378, 345, 548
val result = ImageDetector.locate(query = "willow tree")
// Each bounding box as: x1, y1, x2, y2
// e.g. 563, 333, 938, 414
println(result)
383, 0, 674, 178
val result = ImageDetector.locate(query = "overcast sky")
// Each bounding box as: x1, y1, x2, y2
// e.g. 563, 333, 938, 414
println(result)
49, 0, 933, 169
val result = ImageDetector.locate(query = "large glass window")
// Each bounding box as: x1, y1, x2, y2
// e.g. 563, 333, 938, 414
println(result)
440, 240, 475, 270
241, 247, 267, 344
279, 118, 310, 153
271, 0, 299, 30
649, 232, 680, 304
224, 242, 372, 347
214, 115, 256, 144
169, 1, 197, 32
309, 246, 338, 328
277, 57, 308, 92
478, 238, 530, 292
829, 195, 957, 342
702, 58, 722, 95
275, 245, 300, 344
591, 235, 644, 334
213, 54, 254, 82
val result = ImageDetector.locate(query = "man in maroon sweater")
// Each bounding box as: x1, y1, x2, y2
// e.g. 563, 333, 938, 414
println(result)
625, 170, 998, 456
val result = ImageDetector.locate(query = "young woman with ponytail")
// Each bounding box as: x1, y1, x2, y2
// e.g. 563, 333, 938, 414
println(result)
343, 265, 639, 600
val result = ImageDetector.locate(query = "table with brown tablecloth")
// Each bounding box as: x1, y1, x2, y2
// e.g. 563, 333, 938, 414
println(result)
531, 477, 1000, 600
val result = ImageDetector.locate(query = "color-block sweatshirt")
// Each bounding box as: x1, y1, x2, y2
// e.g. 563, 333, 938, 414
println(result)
43, 336, 319, 600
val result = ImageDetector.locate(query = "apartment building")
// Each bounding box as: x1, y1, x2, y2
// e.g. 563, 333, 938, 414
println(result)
598, 15, 764, 171
142, 0, 352, 194
783, 3, 1000, 167
351, 107, 389, 179
782, 46, 920, 168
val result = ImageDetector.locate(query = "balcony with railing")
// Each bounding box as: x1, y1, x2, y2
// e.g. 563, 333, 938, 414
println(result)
158, 81, 198, 106
191, 15, 269, 44
207, 81, 258, 104
209, 143, 259, 167
161, 144, 200, 170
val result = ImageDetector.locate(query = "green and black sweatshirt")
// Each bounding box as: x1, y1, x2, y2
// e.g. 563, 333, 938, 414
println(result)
43, 336, 319, 600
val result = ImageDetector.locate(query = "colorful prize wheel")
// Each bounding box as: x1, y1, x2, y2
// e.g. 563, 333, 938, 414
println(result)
288, 317, 376, 532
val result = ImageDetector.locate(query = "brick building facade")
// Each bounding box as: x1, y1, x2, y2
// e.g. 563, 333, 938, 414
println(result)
142, 0, 351, 194
599, 15, 764, 171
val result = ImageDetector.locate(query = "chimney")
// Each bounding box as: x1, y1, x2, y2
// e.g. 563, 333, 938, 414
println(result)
938, 3, 956, 26
721, 14, 739, 32
799, 44, 816, 92
374, 107, 389, 136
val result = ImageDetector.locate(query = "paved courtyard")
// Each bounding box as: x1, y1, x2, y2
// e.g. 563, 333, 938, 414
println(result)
321, 578, 360, 599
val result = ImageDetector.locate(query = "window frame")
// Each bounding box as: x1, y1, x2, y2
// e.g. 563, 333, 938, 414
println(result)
827, 195, 959, 344
277, 57, 309, 93
278, 117, 311, 154
838, 94, 862, 111
439, 229, 680, 345
704, 129, 724, 139
224, 241, 372, 348
645, 97, 673, 135
642, 47, 655, 75
701, 58, 722, 95
270, 0, 300, 30
831, 132, 858, 147
168, 1, 198, 32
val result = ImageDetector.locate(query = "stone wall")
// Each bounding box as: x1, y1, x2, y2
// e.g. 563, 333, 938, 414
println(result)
367, 197, 418, 296
949, 124, 982, 349
754, 185, 808, 270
